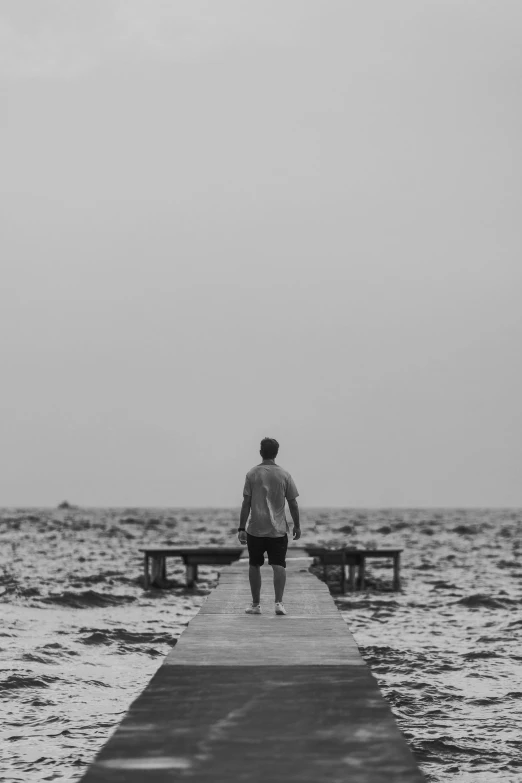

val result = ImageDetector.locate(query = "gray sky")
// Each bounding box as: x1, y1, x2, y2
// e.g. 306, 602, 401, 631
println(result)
1, 1, 521, 507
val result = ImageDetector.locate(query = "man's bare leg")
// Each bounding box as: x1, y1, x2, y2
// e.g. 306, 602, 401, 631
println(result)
249, 565, 261, 605
272, 564, 286, 603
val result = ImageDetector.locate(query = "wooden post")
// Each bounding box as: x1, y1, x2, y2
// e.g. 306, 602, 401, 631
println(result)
358, 556, 366, 590
348, 563, 356, 591
143, 554, 150, 590
393, 552, 401, 590
340, 552, 346, 594
151, 556, 164, 587
186, 563, 198, 587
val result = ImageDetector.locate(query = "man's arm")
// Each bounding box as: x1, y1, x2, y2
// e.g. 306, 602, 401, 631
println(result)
288, 498, 301, 540
238, 497, 250, 543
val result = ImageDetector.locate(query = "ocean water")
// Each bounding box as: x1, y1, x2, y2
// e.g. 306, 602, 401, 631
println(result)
1, 507, 521, 782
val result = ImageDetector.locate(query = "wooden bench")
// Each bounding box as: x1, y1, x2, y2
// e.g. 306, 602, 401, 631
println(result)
140, 547, 243, 589
305, 547, 402, 592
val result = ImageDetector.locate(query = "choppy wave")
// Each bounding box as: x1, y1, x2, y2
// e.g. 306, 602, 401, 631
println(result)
0, 674, 61, 691
78, 628, 177, 647
39, 590, 137, 608
455, 593, 520, 609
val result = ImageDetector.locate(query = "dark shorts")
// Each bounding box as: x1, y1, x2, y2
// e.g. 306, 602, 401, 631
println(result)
247, 533, 288, 568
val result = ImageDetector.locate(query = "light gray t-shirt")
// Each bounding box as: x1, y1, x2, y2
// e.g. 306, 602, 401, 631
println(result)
243, 463, 299, 538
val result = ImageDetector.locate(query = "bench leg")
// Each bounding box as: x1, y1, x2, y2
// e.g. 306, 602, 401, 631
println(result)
358, 557, 366, 590
143, 554, 150, 590
186, 564, 198, 587
348, 564, 356, 591
393, 553, 401, 590
151, 556, 165, 587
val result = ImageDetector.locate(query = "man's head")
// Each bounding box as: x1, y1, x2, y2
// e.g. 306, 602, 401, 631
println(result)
260, 437, 279, 460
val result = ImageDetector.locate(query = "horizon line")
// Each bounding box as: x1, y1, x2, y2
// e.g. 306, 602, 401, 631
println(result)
1, 504, 521, 511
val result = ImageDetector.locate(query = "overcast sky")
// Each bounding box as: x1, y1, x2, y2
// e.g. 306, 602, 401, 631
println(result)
1, 1, 521, 507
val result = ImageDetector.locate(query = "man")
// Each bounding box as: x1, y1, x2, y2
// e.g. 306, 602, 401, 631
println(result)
238, 437, 301, 615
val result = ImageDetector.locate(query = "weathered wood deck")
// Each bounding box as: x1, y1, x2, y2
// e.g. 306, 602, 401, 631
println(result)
80, 552, 424, 782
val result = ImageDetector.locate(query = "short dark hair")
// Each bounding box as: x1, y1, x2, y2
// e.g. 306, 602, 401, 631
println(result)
260, 437, 279, 460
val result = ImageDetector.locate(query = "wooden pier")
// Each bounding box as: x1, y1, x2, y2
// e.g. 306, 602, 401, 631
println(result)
80, 552, 424, 782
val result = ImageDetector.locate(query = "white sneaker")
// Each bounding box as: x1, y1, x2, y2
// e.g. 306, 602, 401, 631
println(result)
275, 602, 287, 615
245, 604, 261, 614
